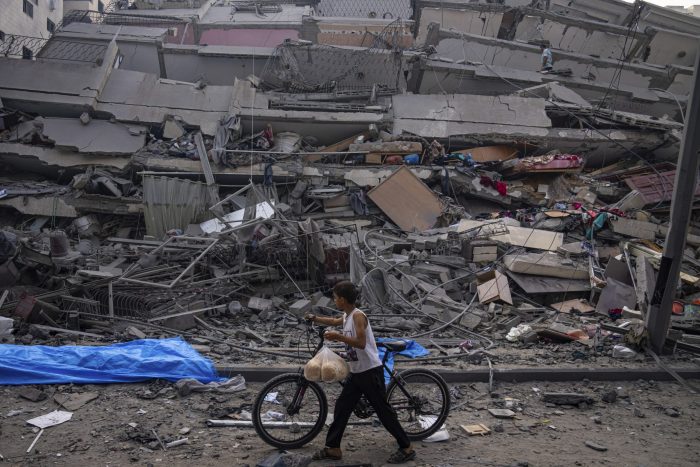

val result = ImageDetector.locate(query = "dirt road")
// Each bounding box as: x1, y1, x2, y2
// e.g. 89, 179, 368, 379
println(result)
1, 378, 698, 467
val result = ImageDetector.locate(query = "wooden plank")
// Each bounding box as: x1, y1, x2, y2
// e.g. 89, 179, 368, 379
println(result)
367, 166, 442, 232
461, 423, 491, 435
476, 270, 512, 305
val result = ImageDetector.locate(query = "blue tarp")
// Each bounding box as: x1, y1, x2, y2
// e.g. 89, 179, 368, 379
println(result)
0, 337, 223, 385
377, 338, 429, 385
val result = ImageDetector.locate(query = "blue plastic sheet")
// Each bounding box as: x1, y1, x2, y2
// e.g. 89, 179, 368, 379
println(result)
377, 338, 429, 385
0, 337, 223, 385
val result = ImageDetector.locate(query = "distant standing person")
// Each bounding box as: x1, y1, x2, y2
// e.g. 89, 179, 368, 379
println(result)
540, 43, 553, 72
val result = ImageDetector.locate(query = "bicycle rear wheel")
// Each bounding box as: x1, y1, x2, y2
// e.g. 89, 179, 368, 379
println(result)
252, 373, 328, 449
386, 368, 450, 440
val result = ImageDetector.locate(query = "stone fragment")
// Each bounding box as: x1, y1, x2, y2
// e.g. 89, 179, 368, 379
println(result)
584, 440, 608, 452
19, 387, 47, 402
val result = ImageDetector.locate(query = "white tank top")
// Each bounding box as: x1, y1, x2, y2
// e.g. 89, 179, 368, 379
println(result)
342, 308, 382, 374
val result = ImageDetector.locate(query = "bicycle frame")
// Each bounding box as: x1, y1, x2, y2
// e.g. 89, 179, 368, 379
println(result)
254, 320, 449, 449
287, 323, 327, 415
287, 322, 414, 418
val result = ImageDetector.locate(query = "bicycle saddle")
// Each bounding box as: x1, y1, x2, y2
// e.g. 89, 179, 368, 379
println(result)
379, 340, 408, 352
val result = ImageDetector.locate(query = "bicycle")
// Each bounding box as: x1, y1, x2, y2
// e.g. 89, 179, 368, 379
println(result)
252, 320, 451, 449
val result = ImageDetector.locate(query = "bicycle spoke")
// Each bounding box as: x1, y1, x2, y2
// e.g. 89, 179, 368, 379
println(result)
255, 377, 325, 446
387, 370, 450, 439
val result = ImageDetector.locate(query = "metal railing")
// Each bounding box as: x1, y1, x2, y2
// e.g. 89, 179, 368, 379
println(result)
0, 34, 108, 63
58, 9, 184, 32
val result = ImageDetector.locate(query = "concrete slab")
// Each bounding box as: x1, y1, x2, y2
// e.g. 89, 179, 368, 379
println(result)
37, 117, 147, 154
504, 252, 589, 280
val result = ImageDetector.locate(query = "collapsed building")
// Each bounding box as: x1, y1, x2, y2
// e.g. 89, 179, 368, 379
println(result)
0, 0, 699, 362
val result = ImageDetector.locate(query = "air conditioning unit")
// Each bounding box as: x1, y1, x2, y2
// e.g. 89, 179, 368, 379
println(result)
48, 0, 56, 11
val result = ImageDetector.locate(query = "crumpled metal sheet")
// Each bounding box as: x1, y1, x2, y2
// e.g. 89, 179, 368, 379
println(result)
143, 176, 211, 237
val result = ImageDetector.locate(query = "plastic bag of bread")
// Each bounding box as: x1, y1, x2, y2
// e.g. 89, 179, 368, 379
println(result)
304, 346, 349, 383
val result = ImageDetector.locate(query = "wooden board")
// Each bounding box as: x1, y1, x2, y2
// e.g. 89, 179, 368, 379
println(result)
477, 270, 513, 305
367, 166, 442, 232
461, 423, 491, 435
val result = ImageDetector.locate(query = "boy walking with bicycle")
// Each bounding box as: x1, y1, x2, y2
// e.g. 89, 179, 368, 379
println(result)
305, 281, 416, 464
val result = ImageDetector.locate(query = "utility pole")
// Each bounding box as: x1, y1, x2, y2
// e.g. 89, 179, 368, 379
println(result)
647, 50, 700, 353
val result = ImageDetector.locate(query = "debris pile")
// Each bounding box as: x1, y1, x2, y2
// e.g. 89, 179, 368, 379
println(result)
1, 119, 699, 365
1, 0, 699, 368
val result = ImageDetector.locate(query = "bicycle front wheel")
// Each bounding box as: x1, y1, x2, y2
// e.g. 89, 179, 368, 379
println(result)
386, 368, 450, 440
252, 373, 328, 449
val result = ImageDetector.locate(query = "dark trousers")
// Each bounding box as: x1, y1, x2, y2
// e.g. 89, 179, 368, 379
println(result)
326, 366, 411, 449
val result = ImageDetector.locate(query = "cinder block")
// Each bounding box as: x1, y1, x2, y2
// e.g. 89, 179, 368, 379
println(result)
289, 299, 312, 317
248, 297, 273, 312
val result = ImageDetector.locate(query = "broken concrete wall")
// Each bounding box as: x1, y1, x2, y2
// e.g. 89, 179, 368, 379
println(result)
315, 0, 413, 19
231, 80, 384, 145
433, 31, 674, 92
645, 28, 699, 69
0, 143, 130, 176
0, 197, 79, 218
636, 2, 700, 36
391, 93, 551, 139
51, 23, 166, 76
667, 67, 695, 95
198, 29, 300, 48
194, 4, 308, 46
301, 17, 414, 48
551, 0, 700, 36
514, 11, 698, 68
95, 68, 233, 135
389, 93, 670, 163
415, 59, 686, 122
548, 0, 631, 24
262, 44, 408, 93
34, 118, 147, 155
513, 15, 643, 61
416, 7, 503, 44
161, 45, 272, 84
0, 41, 118, 118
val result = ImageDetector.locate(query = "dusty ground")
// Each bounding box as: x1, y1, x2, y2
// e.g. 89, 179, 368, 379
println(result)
1, 376, 698, 467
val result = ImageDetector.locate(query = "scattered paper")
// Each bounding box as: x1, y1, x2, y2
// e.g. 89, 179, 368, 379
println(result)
26, 410, 73, 429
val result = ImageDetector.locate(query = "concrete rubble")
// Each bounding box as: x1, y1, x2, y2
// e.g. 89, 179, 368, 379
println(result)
1, 0, 700, 463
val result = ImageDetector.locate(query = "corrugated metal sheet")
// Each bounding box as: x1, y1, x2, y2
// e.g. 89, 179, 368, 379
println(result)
143, 176, 212, 237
